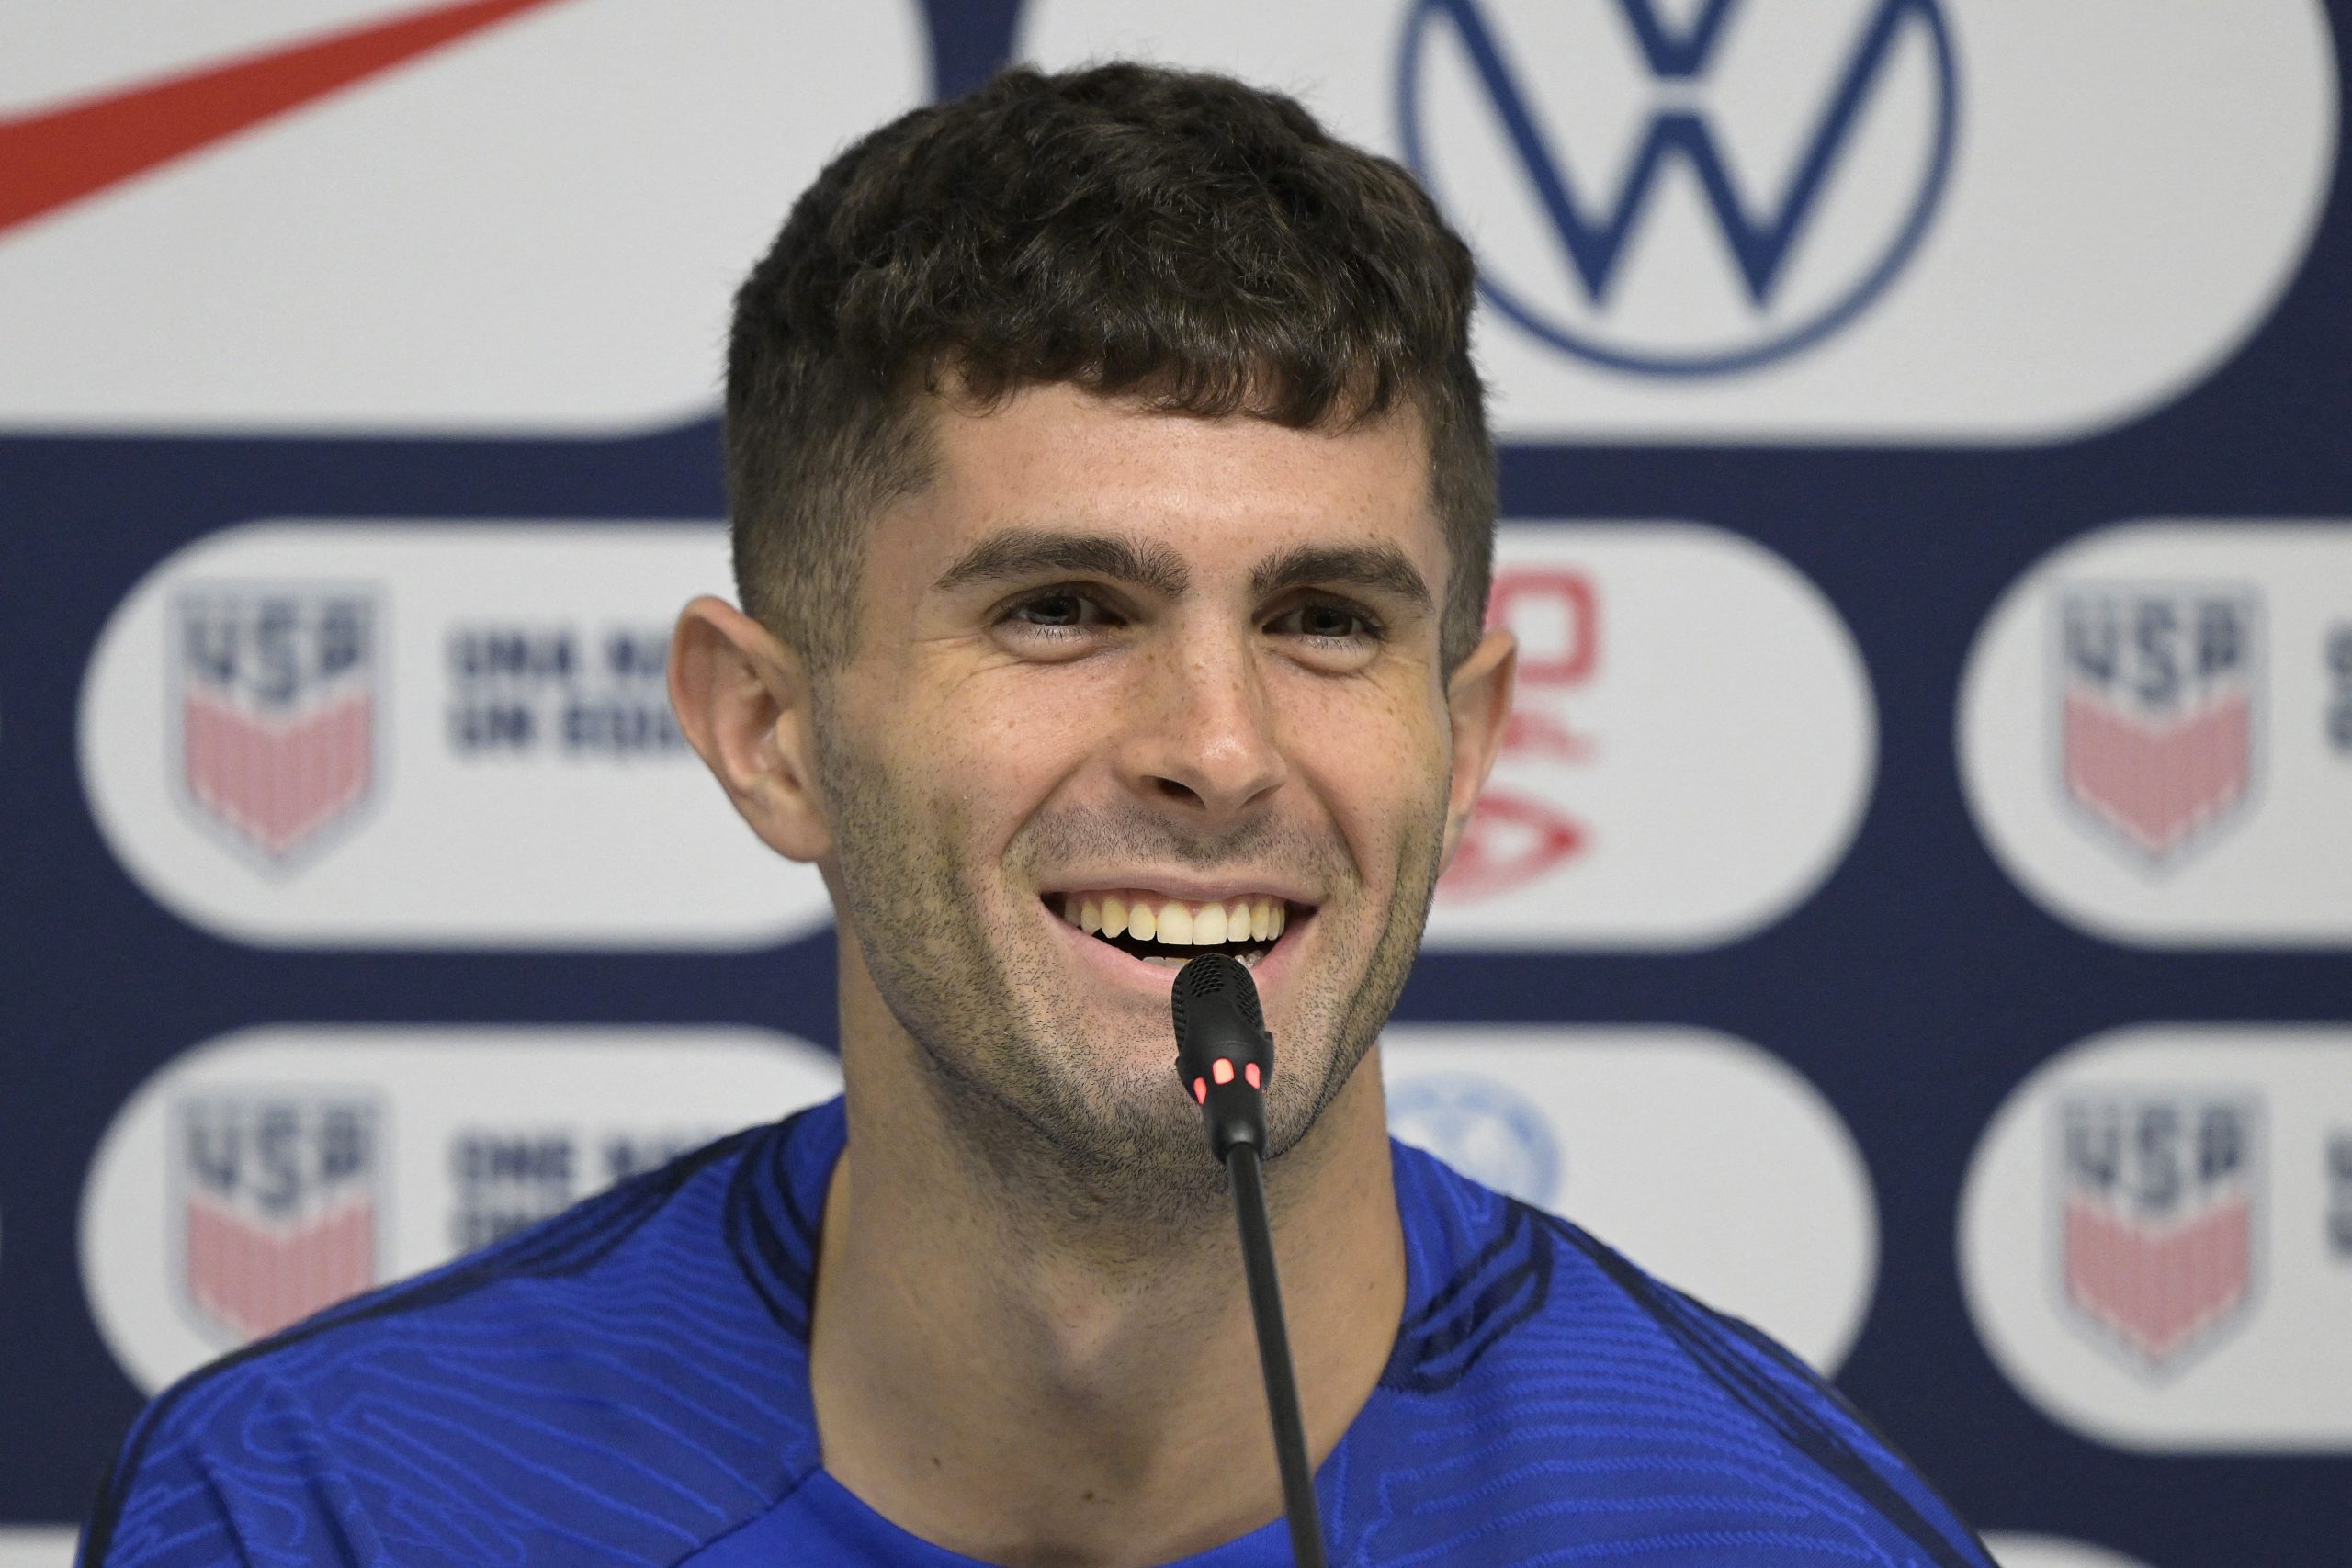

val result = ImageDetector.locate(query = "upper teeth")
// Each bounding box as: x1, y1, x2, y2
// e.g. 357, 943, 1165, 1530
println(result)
1061, 892, 1286, 944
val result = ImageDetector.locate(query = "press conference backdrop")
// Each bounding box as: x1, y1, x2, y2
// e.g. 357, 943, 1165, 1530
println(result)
3, 3, 2347, 1563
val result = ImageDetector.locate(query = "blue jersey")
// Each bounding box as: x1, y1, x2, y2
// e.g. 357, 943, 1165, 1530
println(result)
85, 1098, 1991, 1567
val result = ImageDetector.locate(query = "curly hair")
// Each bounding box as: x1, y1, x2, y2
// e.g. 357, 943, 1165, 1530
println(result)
725, 62, 1494, 673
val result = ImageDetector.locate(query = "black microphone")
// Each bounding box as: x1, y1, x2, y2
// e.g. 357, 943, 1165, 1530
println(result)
1170, 953, 1328, 1568
1171, 949, 1275, 1158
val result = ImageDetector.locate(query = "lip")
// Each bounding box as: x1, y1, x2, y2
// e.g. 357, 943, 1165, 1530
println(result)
1039, 891, 1310, 1002
1035, 871, 1324, 908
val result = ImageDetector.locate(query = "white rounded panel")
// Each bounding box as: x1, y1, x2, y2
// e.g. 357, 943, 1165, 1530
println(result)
1425, 523, 1873, 950
1383, 1024, 1878, 1370
80, 520, 833, 948
1959, 522, 2352, 947
1984, 1533, 2157, 1568
0, 1529, 77, 1568
1021, 0, 2335, 444
1961, 1025, 2352, 1450
81, 1025, 842, 1394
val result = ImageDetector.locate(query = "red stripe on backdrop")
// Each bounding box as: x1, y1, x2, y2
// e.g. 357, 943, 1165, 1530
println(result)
0, 0, 575, 237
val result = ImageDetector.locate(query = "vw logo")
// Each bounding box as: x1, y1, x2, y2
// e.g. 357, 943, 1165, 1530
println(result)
1398, 0, 1959, 375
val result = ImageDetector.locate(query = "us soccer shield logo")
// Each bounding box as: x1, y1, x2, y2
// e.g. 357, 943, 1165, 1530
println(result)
176, 1096, 382, 1346
2055, 586, 2258, 863
174, 587, 380, 864
2057, 1094, 2258, 1371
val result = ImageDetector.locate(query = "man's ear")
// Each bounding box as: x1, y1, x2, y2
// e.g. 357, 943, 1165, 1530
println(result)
669, 595, 833, 863
1437, 625, 1517, 874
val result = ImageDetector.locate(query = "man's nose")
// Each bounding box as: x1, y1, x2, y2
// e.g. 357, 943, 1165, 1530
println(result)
1117, 629, 1288, 819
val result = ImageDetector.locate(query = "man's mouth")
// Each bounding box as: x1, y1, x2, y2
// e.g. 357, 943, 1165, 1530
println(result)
1048, 891, 1299, 969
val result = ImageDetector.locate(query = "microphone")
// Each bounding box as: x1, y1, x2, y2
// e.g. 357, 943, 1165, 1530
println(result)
1171, 949, 1274, 1158
1170, 953, 1328, 1568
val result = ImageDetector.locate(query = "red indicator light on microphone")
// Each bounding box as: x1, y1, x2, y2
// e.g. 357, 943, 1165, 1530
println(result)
1193, 1077, 1208, 1104
1244, 1063, 1261, 1090
1213, 1058, 1236, 1086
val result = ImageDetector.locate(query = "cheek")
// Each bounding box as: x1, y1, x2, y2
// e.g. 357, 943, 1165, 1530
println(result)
904, 664, 1112, 845
1277, 678, 1450, 868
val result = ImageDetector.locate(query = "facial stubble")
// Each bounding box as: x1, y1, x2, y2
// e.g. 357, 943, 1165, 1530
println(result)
814, 709, 1449, 1233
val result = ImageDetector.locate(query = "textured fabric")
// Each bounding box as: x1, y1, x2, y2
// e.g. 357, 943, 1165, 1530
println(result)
85, 1098, 1993, 1567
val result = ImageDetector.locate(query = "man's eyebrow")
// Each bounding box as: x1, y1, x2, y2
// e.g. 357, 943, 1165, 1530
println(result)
932, 528, 1190, 597
1249, 543, 1434, 611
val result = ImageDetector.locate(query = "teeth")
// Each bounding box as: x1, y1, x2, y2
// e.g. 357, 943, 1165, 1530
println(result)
1055, 890, 1296, 946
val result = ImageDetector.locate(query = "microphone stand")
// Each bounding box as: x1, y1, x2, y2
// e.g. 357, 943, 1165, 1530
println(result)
1171, 953, 1329, 1568
1221, 1139, 1327, 1568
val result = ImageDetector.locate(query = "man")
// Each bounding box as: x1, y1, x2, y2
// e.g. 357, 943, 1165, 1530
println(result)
85, 64, 1990, 1568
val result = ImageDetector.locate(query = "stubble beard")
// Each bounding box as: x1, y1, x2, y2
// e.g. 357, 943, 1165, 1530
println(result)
815, 719, 1449, 1236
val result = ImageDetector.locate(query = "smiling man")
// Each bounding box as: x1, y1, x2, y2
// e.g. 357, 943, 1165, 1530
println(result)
85, 63, 1991, 1568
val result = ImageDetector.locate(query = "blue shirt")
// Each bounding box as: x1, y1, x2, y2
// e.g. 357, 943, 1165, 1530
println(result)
85, 1098, 1991, 1566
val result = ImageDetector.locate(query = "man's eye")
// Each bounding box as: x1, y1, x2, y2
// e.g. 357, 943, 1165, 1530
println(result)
1002, 589, 1115, 633
1019, 592, 1083, 626
1272, 602, 1380, 642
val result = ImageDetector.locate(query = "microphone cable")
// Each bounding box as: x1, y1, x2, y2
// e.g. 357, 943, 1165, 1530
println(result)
1170, 953, 1329, 1568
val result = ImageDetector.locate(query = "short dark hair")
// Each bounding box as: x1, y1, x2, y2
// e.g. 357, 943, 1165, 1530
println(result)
725, 62, 1495, 674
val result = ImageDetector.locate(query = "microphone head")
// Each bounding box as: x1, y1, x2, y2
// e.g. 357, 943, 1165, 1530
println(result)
1170, 952, 1272, 1095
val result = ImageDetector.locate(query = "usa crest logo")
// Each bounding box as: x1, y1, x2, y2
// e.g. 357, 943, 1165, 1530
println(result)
1399, 0, 1958, 374
173, 586, 382, 865
1440, 566, 1594, 901
176, 1095, 383, 1346
2058, 1093, 2258, 1371
2054, 586, 2259, 863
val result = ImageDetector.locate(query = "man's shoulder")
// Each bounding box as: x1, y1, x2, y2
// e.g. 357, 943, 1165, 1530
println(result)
1368, 1140, 1993, 1567
85, 1113, 833, 1567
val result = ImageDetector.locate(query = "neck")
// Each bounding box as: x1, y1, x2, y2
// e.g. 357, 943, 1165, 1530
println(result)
809, 949, 1405, 1568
